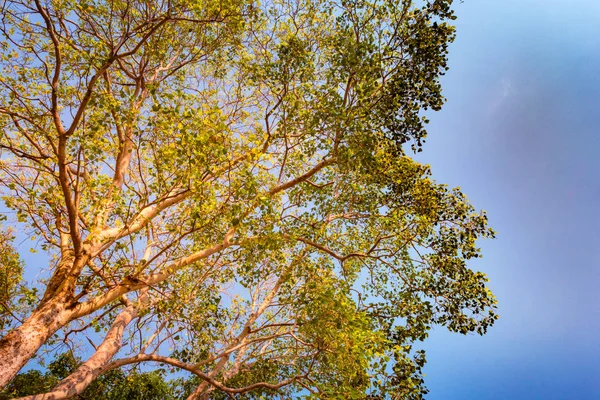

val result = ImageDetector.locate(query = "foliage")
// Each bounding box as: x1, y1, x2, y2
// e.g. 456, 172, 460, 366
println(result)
0, 370, 57, 399
0, 225, 37, 334
0, 0, 497, 397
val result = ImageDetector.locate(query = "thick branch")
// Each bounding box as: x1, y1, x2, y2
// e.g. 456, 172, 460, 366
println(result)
90, 188, 191, 254
269, 158, 335, 195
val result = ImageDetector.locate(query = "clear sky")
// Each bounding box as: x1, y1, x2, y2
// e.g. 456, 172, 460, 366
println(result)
416, 0, 600, 398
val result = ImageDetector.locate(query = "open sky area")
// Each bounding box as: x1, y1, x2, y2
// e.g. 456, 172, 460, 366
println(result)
417, 0, 600, 398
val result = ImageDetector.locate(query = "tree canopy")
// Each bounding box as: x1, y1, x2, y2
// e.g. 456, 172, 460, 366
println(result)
0, 0, 497, 398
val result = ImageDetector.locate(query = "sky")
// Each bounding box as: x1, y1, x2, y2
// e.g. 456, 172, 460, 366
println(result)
416, 0, 600, 398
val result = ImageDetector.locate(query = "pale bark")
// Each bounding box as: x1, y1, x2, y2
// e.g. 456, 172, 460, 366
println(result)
0, 300, 70, 387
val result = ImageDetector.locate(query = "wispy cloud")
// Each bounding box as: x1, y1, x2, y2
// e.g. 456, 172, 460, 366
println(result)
488, 77, 515, 114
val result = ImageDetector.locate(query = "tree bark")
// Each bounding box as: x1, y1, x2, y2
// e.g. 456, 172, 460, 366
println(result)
15, 304, 138, 400
0, 299, 71, 387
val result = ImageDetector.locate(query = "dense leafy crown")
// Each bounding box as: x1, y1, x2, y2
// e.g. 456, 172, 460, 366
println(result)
0, 0, 496, 398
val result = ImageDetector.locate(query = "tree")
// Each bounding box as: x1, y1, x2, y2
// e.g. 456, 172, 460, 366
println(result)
0, 0, 497, 398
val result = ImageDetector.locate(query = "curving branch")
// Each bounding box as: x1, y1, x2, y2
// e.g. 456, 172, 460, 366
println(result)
102, 354, 305, 396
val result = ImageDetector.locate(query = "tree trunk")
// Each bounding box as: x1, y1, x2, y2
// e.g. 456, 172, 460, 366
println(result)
0, 299, 70, 387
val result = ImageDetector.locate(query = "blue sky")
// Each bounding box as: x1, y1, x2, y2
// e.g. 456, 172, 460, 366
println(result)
416, 0, 600, 398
